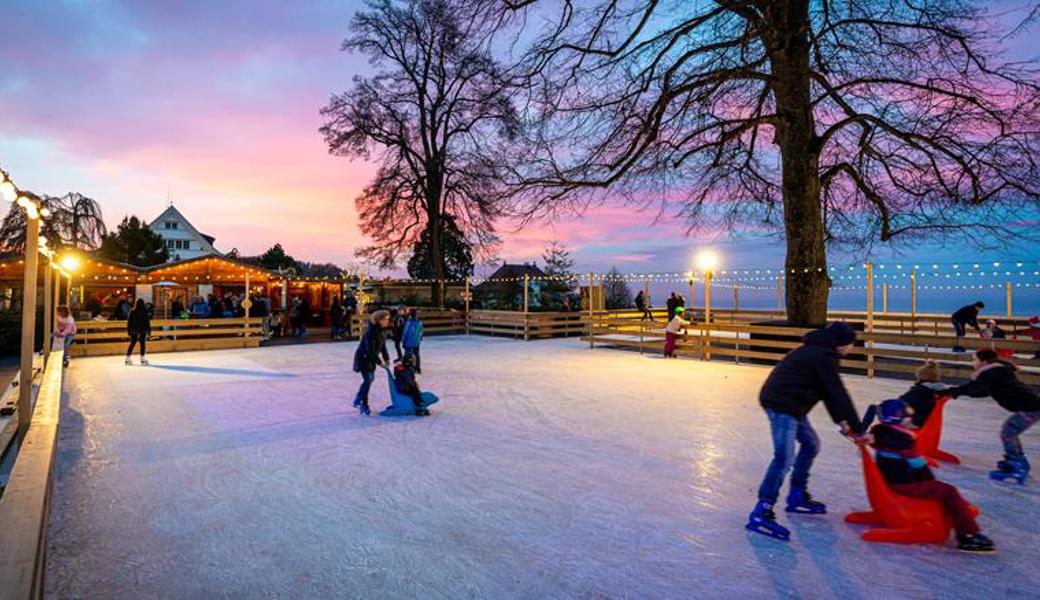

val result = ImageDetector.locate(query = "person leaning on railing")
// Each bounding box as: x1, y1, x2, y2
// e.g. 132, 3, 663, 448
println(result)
53, 305, 77, 367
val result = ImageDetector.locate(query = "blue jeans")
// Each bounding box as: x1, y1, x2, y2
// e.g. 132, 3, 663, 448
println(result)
757, 410, 820, 504
354, 369, 375, 406
1001, 411, 1040, 461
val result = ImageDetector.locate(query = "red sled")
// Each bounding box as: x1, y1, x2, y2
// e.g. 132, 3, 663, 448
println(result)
915, 395, 960, 467
845, 443, 979, 544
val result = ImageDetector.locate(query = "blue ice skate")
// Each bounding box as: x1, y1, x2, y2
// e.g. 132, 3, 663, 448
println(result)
785, 488, 827, 514
990, 457, 1029, 485
379, 365, 439, 417
746, 501, 790, 541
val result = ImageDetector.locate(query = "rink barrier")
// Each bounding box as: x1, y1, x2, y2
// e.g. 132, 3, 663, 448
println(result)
583, 314, 1040, 384
349, 309, 466, 338
0, 346, 64, 599
467, 310, 586, 340
69, 317, 264, 357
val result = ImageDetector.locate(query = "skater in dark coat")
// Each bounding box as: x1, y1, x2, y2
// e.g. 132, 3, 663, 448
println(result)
951, 301, 984, 352
665, 293, 678, 321
393, 353, 430, 416
391, 307, 407, 360
353, 310, 391, 415
635, 291, 654, 321
330, 297, 346, 340
125, 298, 151, 366
947, 349, 1040, 483
747, 322, 865, 541
869, 399, 994, 552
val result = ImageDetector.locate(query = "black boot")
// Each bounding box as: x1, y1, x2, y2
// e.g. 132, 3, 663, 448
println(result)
957, 533, 995, 553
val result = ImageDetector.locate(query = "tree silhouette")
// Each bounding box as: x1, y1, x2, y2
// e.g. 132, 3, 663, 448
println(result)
500, 0, 1040, 325
320, 0, 516, 306
259, 243, 298, 272
407, 215, 474, 280
96, 215, 168, 266
0, 192, 107, 253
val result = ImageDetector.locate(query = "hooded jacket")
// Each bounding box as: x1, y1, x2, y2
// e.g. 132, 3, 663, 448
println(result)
402, 318, 423, 350
948, 361, 1040, 413
759, 328, 864, 433
353, 321, 389, 373
127, 305, 151, 337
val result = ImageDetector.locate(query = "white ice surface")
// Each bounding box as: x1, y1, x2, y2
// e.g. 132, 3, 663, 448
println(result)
46, 337, 1040, 598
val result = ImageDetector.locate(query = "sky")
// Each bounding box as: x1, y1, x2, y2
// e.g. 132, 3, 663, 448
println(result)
2, 0, 1039, 282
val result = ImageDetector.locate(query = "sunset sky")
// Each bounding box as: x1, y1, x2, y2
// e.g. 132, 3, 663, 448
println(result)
2, 0, 1038, 277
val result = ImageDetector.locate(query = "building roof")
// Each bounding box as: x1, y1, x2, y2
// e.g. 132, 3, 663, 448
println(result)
149, 204, 221, 256
484, 262, 547, 281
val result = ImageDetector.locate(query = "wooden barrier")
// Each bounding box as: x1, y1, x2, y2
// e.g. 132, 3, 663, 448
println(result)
583, 313, 1040, 384
69, 318, 263, 357
350, 309, 465, 338
468, 310, 587, 339
0, 347, 65, 599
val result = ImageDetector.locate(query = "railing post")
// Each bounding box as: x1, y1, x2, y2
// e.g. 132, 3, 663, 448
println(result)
910, 269, 917, 335
588, 271, 594, 349
464, 276, 470, 335
18, 214, 40, 435
1006, 281, 1012, 319
733, 284, 738, 322
866, 261, 875, 379
777, 273, 783, 318
43, 261, 53, 361
882, 282, 888, 315
689, 274, 696, 323
244, 271, 251, 340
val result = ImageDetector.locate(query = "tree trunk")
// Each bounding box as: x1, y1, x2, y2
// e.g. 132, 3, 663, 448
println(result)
429, 216, 447, 308
768, 0, 829, 326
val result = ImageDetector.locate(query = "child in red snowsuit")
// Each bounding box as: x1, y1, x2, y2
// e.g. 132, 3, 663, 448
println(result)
870, 399, 993, 552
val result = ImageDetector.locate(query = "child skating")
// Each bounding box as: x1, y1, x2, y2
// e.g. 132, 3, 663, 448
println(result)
401, 308, 424, 373
869, 399, 995, 552
391, 353, 430, 416
663, 306, 689, 358
898, 360, 948, 427
948, 349, 1040, 484
747, 322, 865, 541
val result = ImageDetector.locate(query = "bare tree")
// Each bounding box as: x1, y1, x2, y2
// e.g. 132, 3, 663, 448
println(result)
320, 0, 517, 306
0, 192, 107, 253
499, 0, 1040, 325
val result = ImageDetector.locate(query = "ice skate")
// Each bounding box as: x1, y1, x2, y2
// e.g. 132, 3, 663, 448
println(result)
746, 501, 790, 541
140, 358, 149, 366
785, 488, 827, 514
358, 402, 371, 416
989, 457, 1029, 484
415, 408, 430, 416
957, 533, 995, 553
125, 357, 133, 366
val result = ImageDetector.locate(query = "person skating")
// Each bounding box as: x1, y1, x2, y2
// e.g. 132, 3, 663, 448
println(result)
353, 310, 391, 415
665, 293, 678, 321
663, 306, 689, 358
869, 399, 995, 553
125, 298, 151, 366
53, 305, 77, 367
951, 301, 984, 352
746, 322, 865, 541
393, 353, 430, 416
947, 349, 1040, 484
635, 290, 654, 321
898, 360, 949, 427
330, 296, 346, 340
391, 306, 407, 361
401, 308, 424, 373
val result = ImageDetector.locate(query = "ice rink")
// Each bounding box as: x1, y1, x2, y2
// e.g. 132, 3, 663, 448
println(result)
46, 336, 1040, 598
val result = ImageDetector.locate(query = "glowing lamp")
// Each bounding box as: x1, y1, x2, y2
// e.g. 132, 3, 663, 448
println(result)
0, 181, 16, 202
60, 255, 81, 272
696, 249, 719, 273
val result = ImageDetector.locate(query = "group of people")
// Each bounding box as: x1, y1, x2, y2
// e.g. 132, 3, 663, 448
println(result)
951, 301, 1040, 358
633, 290, 689, 322
746, 321, 1040, 553
352, 306, 426, 416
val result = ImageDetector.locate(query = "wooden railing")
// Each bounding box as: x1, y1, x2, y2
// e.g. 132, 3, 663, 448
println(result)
467, 310, 586, 340
349, 309, 466, 338
583, 313, 1040, 384
0, 346, 65, 599
70, 317, 263, 357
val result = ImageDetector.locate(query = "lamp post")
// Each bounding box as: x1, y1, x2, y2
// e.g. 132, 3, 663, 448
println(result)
15, 193, 43, 435
696, 250, 719, 361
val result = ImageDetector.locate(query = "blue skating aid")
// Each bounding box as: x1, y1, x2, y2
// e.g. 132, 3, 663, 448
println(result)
379, 366, 439, 417
746, 502, 790, 541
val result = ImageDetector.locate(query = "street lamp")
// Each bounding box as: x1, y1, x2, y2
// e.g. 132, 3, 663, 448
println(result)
60, 254, 82, 273
696, 249, 719, 324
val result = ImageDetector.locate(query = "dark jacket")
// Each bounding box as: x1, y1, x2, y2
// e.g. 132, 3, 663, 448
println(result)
392, 314, 407, 341
665, 296, 677, 320
127, 306, 151, 337
330, 302, 345, 326
759, 328, 864, 433
870, 423, 934, 485
171, 300, 185, 317
353, 322, 389, 373
209, 298, 224, 318
393, 362, 419, 396
899, 381, 947, 427
952, 305, 981, 329
635, 292, 647, 310
948, 362, 1040, 413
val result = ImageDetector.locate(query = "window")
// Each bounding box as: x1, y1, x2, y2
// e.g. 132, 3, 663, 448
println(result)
166, 240, 174, 248
164, 221, 178, 230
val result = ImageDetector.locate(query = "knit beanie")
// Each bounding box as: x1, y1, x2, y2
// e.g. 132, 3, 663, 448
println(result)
915, 360, 941, 383
825, 321, 857, 347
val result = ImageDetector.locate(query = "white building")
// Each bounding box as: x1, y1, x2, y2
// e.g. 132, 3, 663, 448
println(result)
148, 205, 221, 263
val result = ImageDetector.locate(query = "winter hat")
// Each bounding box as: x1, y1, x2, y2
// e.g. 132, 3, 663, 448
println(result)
1029, 316, 1039, 327
878, 399, 911, 424
915, 360, 941, 383
409, 307, 419, 318
825, 321, 857, 347
674, 306, 685, 314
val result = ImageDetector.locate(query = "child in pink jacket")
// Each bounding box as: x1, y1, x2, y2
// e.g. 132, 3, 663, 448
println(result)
54, 305, 77, 367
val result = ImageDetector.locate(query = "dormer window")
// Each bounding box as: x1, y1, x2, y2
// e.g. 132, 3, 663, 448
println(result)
164, 221, 178, 230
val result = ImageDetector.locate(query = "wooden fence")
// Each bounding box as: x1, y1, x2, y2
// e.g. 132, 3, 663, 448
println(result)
583, 312, 1040, 384
0, 345, 65, 599
467, 310, 586, 340
349, 309, 466, 338
69, 318, 263, 357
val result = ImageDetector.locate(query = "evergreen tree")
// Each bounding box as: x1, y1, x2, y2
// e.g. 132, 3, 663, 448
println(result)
96, 215, 168, 266
603, 266, 632, 309
407, 216, 474, 280
540, 241, 576, 309
259, 243, 297, 272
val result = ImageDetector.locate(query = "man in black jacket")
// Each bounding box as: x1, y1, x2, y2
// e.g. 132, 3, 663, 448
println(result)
746, 321, 865, 541
951, 301, 984, 352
